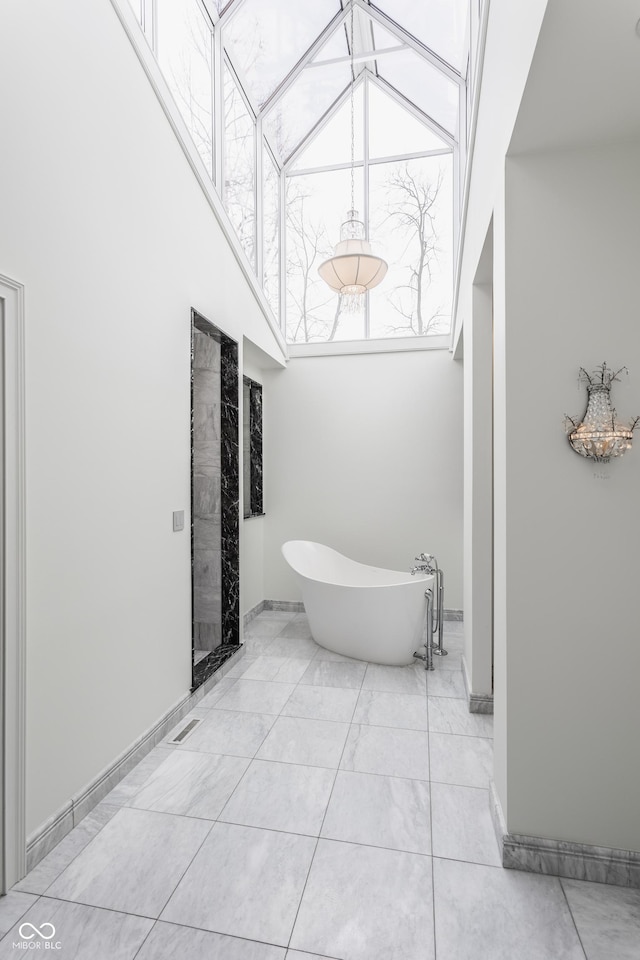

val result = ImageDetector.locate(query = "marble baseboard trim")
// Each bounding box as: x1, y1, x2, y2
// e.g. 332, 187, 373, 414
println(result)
243, 600, 266, 627
489, 782, 640, 888
469, 694, 494, 714
249, 598, 458, 620
462, 657, 494, 715
264, 599, 305, 613
26, 647, 245, 873
443, 609, 463, 621
25, 803, 74, 872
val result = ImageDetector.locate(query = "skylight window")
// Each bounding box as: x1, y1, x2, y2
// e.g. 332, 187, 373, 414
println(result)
372, 0, 468, 70
286, 167, 366, 343
264, 56, 352, 163
131, 0, 469, 346
368, 83, 450, 160
379, 49, 459, 135
291, 84, 364, 171
156, 0, 213, 176
369, 155, 453, 338
223, 64, 256, 266
262, 146, 280, 320
223, 0, 340, 107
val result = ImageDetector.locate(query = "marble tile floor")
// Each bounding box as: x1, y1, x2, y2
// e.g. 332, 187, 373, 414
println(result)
4, 613, 639, 959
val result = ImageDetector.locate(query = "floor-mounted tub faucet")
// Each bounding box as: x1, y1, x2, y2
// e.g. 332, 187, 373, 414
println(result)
411, 552, 447, 660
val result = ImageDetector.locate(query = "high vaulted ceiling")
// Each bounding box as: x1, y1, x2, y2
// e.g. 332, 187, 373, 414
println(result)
214, 0, 467, 165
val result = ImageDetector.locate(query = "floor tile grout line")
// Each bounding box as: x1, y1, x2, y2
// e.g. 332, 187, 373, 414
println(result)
30, 894, 305, 953
211, 643, 350, 836
0, 892, 43, 944
211, 697, 287, 823
33, 894, 287, 950
33, 892, 157, 923
183, 811, 441, 856
130, 916, 156, 960
284, 657, 368, 953
273, 713, 429, 734
426, 682, 438, 960
23, 811, 122, 899
153, 818, 217, 922
558, 877, 590, 959
152, 748, 436, 782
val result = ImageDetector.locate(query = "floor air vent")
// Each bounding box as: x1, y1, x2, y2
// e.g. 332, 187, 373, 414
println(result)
169, 717, 203, 744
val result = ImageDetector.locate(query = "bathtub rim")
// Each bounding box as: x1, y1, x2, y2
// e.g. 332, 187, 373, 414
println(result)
281, 540, 433, 590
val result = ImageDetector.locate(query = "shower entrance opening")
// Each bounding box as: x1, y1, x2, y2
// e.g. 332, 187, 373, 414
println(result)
190, 309, 240, 690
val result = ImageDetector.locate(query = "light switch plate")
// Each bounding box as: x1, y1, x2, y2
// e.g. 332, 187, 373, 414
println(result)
173, 510, 185, 532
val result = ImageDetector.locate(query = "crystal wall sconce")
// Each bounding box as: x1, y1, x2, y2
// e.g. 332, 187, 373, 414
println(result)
565, 363, 639, 462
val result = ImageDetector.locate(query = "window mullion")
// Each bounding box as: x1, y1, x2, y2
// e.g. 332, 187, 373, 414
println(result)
214, 26, 224, 190
280, 165, 287, 334
143, 0, 156, 49
256, 120, 264, 289
364, 73, 370, 340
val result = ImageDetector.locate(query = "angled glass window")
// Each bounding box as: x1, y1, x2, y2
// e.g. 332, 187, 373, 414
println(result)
368, 155, 453, 338
379, 49, 458, 134
263, 145, 280, 322
372, 0, 468, 71
368, 82, 450, 159
314, 19, 350, 60
291, 83, 364, 171
370, 20, 405, 51
264, 58, 351, 162
286, 168, 365, 343
126, 0, 143, 25
223, 65, 256, 267
156, 0, 214, 176
223, 0, 340, 108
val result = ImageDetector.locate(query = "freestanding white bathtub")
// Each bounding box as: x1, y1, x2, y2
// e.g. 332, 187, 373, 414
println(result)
282, 541, 433, 666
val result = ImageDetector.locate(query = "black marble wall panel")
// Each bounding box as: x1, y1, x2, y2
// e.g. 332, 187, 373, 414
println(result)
243, 380, 251, 518
220, 334, 239, 648
243, 376, 263, 518
191, 310, 239, 691
249, 380, 263, 516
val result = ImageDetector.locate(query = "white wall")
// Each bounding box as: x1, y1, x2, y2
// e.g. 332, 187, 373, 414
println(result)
262, 350, 464, 608
455, 0, 640, 856
463, 273, 493, 699
0, 0, 284, 834
454, 0, 548, 348
493, 142, 640, 851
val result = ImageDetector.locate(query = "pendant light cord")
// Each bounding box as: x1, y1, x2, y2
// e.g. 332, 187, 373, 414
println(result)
350, 3, 355, 214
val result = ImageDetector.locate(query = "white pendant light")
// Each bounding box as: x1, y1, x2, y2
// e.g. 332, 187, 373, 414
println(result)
318, 5, 387, 310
